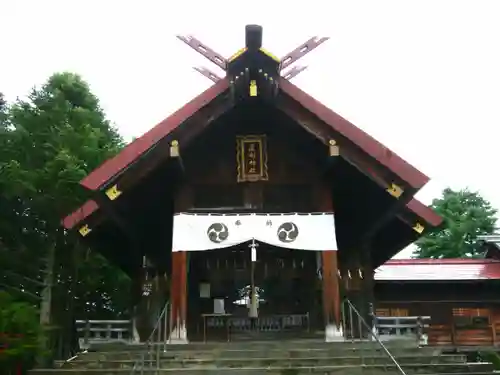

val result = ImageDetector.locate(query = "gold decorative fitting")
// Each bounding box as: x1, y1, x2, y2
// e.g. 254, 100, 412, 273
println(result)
170, 140, 180, 157
228, 47, 247, 62
78, 224, 91, 237
386, 183, 403, 198
259, 47, 280, 63
328, 139, 339, 156
105, 185, 122, 201
413, 222, 424, 234
249, 80, 258, 97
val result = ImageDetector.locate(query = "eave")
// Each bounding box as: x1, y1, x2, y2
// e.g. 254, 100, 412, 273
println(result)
62, 196, 438, 239
375, 258, 500, 282
62, 78, 442, 259
79, 80, 230, 191
78, 78, 430, 197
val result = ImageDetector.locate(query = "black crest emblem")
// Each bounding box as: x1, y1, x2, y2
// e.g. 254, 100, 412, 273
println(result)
207, 223, 229, 243
277, 222, 299, 243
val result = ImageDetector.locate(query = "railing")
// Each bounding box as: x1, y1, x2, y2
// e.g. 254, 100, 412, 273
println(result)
342, 299, 407, 375
202, 313, 309, 341
374, 315, 430, 344
131, 300, 170, 375
229, 313, 309, 332
76, 319, 135, 349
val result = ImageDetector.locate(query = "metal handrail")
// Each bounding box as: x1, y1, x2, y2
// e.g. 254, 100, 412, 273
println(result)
131, 300, 170, 375
342, 299, 407, 375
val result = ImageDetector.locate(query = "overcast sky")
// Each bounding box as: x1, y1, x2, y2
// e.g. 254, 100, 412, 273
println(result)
2, 1, 499, 258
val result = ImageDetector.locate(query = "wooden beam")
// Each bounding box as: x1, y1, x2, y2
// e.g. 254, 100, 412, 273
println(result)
276, 94, 420, 242
280, 36, 329, 71
74, 207, 106, 238
281, 65, 308, 80
177, 35, 227, 71
93, 192, 141, 248
193, 66, 223, 83
275, 94, 408, 197
359, 193, 415, 245
94, 93, 231, 199
396, 209, 427, 235
177, 94, 234, 143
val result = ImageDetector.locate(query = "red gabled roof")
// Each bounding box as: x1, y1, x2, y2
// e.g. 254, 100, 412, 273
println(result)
279, 80, 429, 190
375, 258, 500, 281
406, 199, 441, 227
80, 80, 229, 191
80, 78, 429, 192
63, 199, 98, 229
64, 77, 441, 230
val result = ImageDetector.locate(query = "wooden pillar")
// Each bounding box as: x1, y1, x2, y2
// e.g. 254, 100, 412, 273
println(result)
319, 185, 342, 341
129, 269, 143, 342
322, 251, 342, 338
169, 184, 191, 343
342, 245, 374, 338
170, 251, 188, 343
361, 245, 375, 331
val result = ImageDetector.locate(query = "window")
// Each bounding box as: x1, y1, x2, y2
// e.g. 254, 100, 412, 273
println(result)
375, 308, 409, 317
452, 307, 490, 328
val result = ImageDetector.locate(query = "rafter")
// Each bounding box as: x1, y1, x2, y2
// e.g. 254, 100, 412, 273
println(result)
177, 35, 227, 71
359, 194, 416, 245
193, 66, 222, 83
280, 36, 329, 71
282, 65, 308, 80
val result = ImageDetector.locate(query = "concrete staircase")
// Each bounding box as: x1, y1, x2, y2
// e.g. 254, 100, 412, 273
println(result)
32, 340, 494, 375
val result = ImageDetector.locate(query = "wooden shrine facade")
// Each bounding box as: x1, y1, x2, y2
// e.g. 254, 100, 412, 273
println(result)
375, 254, 500, 347
61, 25, 442, 342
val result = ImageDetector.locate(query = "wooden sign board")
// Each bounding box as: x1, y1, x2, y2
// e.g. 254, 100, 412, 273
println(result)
236, 135, 269, 182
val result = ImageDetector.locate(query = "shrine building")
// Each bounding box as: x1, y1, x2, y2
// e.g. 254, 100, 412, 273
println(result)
62, 25, 442, 343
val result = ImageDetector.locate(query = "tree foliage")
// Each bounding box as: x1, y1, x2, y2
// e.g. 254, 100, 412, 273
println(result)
0, 73, 132, 362
414, 188, 497, 258
0, 291, 44, 373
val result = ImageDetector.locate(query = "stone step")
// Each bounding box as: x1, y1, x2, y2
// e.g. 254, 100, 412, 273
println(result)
75, 346, 439, 362
60, 354, 467, 369
30, 362, 494, 375
90, 339, 422, 353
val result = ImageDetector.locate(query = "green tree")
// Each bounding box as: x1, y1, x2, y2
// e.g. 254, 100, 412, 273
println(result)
413, 188, 497, 258
0, 74, 131, 362
0, 291, 45, 374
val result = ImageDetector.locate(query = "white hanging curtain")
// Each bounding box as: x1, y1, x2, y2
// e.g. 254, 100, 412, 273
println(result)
172, 213, 337, 252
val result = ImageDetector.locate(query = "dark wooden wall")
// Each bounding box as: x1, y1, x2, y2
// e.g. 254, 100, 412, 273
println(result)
375, 280, 500, 346
178, 103, 329, 213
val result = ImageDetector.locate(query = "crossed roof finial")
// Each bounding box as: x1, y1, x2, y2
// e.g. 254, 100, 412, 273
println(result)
177, 25, 329, 84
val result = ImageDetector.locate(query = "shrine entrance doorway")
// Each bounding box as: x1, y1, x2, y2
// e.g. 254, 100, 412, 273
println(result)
187, 242, 319, 342
173, 212, 337, 342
